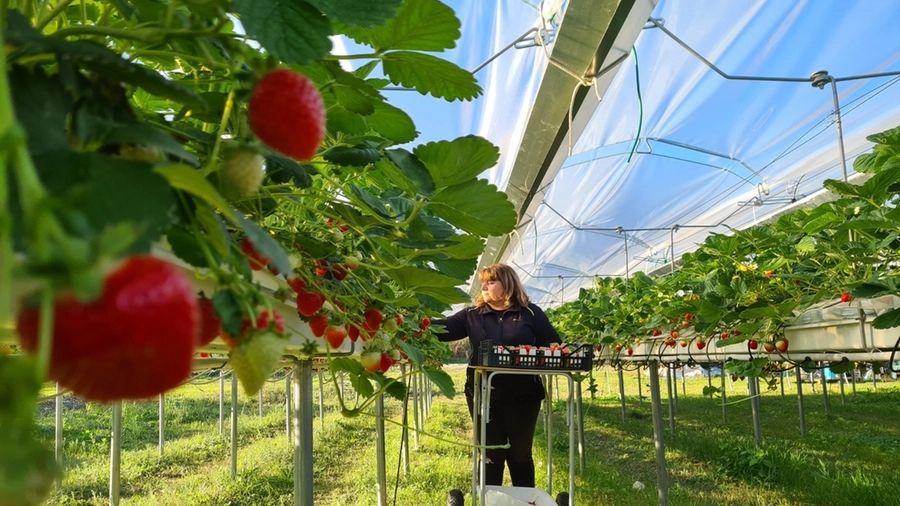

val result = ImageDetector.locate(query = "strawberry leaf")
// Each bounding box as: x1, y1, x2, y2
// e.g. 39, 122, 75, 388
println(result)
323, 143, 382, 167
154, 164, 238, 223
213, 289, 245, 336
330, 357, 364, 375
414, 136, 500, 188
326, 105, 368, 136
397, 340, 424, 366
829, 360, 856, 375
382, 378, 407, 401
382, 266, 470, 304
340, 0, 458, 51
236, 216, 293, 276
265, 155, 315, 189
872, 307, 900, 329
306, 0, 402, 28
428, 179, 516, 237
233, 0, 333, 65
166, 226, 209, 268
383, 149, 434, 196
331, 85, 375, 115
423, 367, 454, 399
382, 51, 481, 102
366, 101, 418, 144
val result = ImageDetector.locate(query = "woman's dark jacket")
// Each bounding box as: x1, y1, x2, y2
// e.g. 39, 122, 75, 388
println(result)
433, 303, 561, 405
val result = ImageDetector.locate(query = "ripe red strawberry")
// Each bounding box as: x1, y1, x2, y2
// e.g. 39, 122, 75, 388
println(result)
651, 329, 662, 337
331, 264, 348, 281
16, 256, 198, 402
360, 350, 381, 372
378, 353, 394, 373
308, 314, 328, 337
626, 347, 634, 356
696, 340, 706, 350
420, 317, 430, 329
197, 294, 221, 347
362, 308, 384, 333
840, 291, 852, 303
248, 69, 325, 161
230, 332, 286, 396
287, 276, 306, 294
679, 340, 687, 348
670, 330, 679, 339
240, 237, 269, 271
220, 147, 265, 195
775, 337, 789, 353
296, 290, 325, 317
348, 323, 360, 342
324, 324, 347, 349
748, 339, 759, 350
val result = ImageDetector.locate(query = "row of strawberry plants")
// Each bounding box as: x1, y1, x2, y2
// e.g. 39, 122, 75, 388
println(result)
548, 125, 900, 381
0, 0, 515, 501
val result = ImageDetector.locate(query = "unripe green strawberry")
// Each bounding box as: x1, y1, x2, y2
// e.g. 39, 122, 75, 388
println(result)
248, 69, 325, 161
359, 350, 381, 373
229, 333, 286, 396
220, 147, 265, 196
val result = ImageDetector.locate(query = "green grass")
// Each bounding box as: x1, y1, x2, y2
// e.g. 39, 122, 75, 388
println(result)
34, 366, 900, 505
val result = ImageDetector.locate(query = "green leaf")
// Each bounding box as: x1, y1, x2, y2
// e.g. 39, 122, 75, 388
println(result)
802, 212, 842, 235
331, 357, 364, 375
8, 65, 72, 154
166, 226, 208, 268
366, 100, 418, 143
233, 0, 333, 65
236, 216, 293, 276
398, 340, 424, 366
306, 0, 402, 27
829, 360, 856, 375
872, 307, 900, 329
852, 281, 898, 299
351, 373, 375, 397
384, 149, 435, 195
823, 179, 865, 199
382, 51, 481, 101
327, 105, 368, 136
795, 236, 817, 254
853, 153, 877, 173
265, 155, 314, 188
382, 379, 407, 401
154, 164, 237, 223
348, 184, 393, 218
428, 179, 516, 237
430, 257, 477, 281
866, 126, 900, 146
323, 144, 381, 166
341, 0, 459, 51
104, 124, 198, 165
739, 306, 779, 320
414, 136, 500, 187
423, 368, 455, 399
332, 85, 375, 115
213, 289, 245, 336
383, 266, 470, 304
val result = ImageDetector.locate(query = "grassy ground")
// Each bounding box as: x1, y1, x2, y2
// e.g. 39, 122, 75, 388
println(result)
35, 365, 900, 506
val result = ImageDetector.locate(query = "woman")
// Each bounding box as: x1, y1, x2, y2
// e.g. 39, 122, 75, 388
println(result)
433, 263, 561, 487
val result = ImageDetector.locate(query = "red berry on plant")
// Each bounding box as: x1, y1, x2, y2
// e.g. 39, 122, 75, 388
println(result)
840, 291, 852, 303
324, 325, 347, 349
197, 294, 221, 347
248, 69, 325, 161
240, 237, 269, 271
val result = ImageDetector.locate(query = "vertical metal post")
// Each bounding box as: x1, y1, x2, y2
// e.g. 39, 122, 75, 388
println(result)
636, 366, 643, 405
411, 373, 420, 450
780, 371, 785, 397
317, 370, 325, 429
546, 379, 553, 494
720, 368, 727, 424
827, 76, 850, 182
109, 402, 122, 506
851, 367, 857, 394
576, 380, 586, 475
821, 363, 831, 415
748, 377, 762, 445
839, 373, 846, 406
286, 371, 292, 444
648, 364, 669, 506
622, 229, 630, 284
567, 375, 576, 506
617, 367, 626, 424
873, 363, 879, 390
231, 372, 238, 479
672, 366, 679, 413
670, 226, 677, 275
293, 359, 314, 506
218, 370, 225, 435
706, 372, 713, 400
604, 365, 611, 396
471, 371, 481, 504
158, 393, 165, 456
55, 383, 62, 487
796, 367, 807, 438
400, 365, 410, 477
666, 366, 676, 439
375, 394, 387, 506
258, 386, 264, 420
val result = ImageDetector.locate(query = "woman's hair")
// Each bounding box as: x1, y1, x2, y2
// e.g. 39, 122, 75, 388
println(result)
474, 264, 530, 308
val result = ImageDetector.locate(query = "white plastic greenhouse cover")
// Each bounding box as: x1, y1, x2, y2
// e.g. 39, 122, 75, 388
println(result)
388, 0, 900, 308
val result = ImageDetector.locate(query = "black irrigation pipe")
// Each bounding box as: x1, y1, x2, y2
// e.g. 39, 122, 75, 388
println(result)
889, 335, 900, 373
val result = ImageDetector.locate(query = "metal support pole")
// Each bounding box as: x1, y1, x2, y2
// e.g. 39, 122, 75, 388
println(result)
720, 368, 727, 424
55, 383, 62, 487
706, 373, 713, 400
158, 393, 165, 456
648, 364, 669, 506
218, 370, 225, 435
317, 370, 325, 429
851, 367, 857, 394
873, 363, 879, 390
576, 380, 586, 475
636, 366, 643, 405
681, 365, 686, 396
258, 387, 264, 420
546, 382, 553, 494
293, 360, 314, 506
666, 366, 676, 440
605, 365, 611, 396
780, 372, 785, 397
400, 364, 410, 477
748, 377, 762, 445
672, 366, 679, 413
796, 367, 807, 438
820, 362, 831, 415
411, 373, 420, 450
617, 367, 626, 424
286, 371, 292, 444
231, 372, 238, 478
109, 402, 122, 506
375, 394, 387, 506
839, 373, 846, 406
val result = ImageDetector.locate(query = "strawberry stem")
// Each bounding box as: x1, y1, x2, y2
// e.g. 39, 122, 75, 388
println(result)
35, 285, 55, 380
204, 87, 236, 175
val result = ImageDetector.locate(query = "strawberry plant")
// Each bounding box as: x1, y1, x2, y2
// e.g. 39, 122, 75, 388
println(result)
1, 0, 516, 497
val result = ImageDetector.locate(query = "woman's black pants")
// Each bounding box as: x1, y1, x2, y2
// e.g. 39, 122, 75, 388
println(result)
467, 395, 542, 487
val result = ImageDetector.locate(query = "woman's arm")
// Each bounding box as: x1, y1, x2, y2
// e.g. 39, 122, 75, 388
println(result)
430, 308, 470, 342
531, 303, 561, 345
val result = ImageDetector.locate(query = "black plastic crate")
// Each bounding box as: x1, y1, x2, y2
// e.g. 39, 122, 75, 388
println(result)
476, 340, 593, 371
